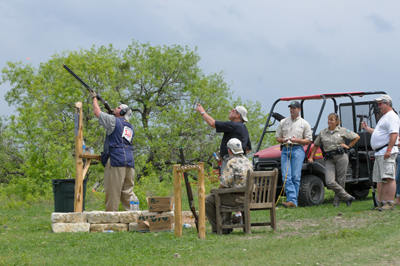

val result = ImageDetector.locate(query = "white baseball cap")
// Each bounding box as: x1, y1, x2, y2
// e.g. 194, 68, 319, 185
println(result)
227, 138, 243, 154
235, 106, 248, 122
375, 94, 392, 104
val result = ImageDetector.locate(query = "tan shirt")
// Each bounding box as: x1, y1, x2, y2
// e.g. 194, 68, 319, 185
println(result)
275, 116, 312, 145
314, 126, 358, 152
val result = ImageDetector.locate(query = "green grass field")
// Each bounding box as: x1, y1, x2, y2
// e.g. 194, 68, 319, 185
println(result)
1, 190, 400, 265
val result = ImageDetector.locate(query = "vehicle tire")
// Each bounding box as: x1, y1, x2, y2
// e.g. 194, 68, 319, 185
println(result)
298, 175, 325, 207
350, 187, 370, 200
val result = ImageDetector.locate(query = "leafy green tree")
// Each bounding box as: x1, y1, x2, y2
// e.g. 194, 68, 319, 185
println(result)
0, 41, 275, 197
0, 118, 25, 184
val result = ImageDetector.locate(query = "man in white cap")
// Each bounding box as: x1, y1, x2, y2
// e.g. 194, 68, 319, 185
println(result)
195, 104, 251, 173
276, 100, 312, 208
204, 138, 253, 234
196, 104, 252, 223
361, 94, 399, 211
90, 91, 136, 212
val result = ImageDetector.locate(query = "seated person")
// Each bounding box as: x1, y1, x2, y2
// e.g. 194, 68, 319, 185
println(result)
205, 138, 253, 234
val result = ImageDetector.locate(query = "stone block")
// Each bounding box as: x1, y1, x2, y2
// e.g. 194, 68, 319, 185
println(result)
65, 212, 87, 223
129, 223, 138, 231
51, 213, 67, 223
90, 223, 128, 233
119, 211, 140, 223
87, 211, 119, 224
52, 223, 90, 233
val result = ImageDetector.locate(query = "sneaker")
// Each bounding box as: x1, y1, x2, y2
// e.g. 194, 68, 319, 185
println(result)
231, 215, 243, 225
222, 228, 233, 235
379, 202, 395, 211
372, 202, 384, 210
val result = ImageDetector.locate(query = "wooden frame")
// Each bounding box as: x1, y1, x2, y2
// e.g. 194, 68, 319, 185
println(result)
74, 102, 100, 212
173, 163, 206, 239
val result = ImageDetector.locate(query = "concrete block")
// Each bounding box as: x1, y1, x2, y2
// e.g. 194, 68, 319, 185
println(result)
119, 211, 140, 223
90, 223, 128, 233
87, 211, 119, 224
52, 223, 90, 233
65, 212, 87, 223
51, 213, 67, 223
129, 223, 138, 231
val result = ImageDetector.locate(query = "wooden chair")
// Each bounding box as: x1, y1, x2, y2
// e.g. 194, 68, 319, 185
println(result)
210, 169, 278, 235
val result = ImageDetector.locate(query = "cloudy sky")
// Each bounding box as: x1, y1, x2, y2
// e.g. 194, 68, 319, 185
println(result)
1, 0, 399, 130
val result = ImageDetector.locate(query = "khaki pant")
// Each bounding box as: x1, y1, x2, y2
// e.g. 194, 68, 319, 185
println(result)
373, 153, 397, 183
325, 153, 351, 205
104, 159, 135, 211
205, 193, 244, 232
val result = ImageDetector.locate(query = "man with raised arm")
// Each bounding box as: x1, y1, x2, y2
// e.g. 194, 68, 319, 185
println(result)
195, 103, 251, 223
90, 91, 136, 212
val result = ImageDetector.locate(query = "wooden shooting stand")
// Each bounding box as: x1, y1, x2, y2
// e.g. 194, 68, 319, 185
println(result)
74, 102, 101, 212
173, 163, 206, 239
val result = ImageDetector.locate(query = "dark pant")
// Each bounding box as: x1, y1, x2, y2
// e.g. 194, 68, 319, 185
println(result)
205, 193, 244, 232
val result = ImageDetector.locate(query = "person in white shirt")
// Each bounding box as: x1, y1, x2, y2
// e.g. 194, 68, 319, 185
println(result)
361, 94, 400, 211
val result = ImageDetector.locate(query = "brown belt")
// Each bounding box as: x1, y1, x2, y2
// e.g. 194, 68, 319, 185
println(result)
233, 192, 245, 197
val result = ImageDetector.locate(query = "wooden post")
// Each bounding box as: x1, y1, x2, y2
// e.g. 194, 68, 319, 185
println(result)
74, 102, 84, 212
173, 165, 182, 237
197, 162, 206, 239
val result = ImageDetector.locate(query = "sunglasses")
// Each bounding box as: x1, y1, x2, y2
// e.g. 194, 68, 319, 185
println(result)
378, 102, 387, 107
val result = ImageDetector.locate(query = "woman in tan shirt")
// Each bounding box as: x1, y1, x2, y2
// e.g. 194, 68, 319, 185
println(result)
308, 113, 360, 207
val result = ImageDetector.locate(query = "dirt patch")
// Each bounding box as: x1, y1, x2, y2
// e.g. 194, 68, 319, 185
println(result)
243, 235, 263, 240
275, 231, 301, 239
276, 215, 372, 238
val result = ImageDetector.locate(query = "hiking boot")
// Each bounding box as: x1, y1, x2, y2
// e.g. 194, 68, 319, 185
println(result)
222, 228, 233, 235
372, 202, 384, 210
282, 201, 297, 208
346, 196, 355, 207
379, 202, 395, 211
231, 215, 243, 225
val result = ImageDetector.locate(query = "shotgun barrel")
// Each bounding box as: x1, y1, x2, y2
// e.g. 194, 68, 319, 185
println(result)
62, 64, 114, 114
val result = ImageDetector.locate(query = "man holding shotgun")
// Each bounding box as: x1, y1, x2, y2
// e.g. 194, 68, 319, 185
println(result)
90, 91, 136, 212
62, 63, 136, 211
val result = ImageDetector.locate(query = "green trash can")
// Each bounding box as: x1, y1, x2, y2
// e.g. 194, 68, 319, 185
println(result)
52, 179, 87, 212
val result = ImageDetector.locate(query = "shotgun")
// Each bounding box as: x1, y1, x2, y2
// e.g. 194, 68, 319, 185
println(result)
179, 147, 199, 232
360, 113, 378, 207
62, 64, 114, 114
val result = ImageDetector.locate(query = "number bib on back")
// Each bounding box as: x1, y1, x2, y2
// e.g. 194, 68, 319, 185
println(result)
122, 126, 133, 142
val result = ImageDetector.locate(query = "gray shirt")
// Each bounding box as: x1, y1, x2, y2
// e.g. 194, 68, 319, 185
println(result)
99, 112, 116, 135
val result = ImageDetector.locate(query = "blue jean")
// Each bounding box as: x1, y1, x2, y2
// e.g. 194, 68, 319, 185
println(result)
281, 145, 305, 206
396, 154, 400, 198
